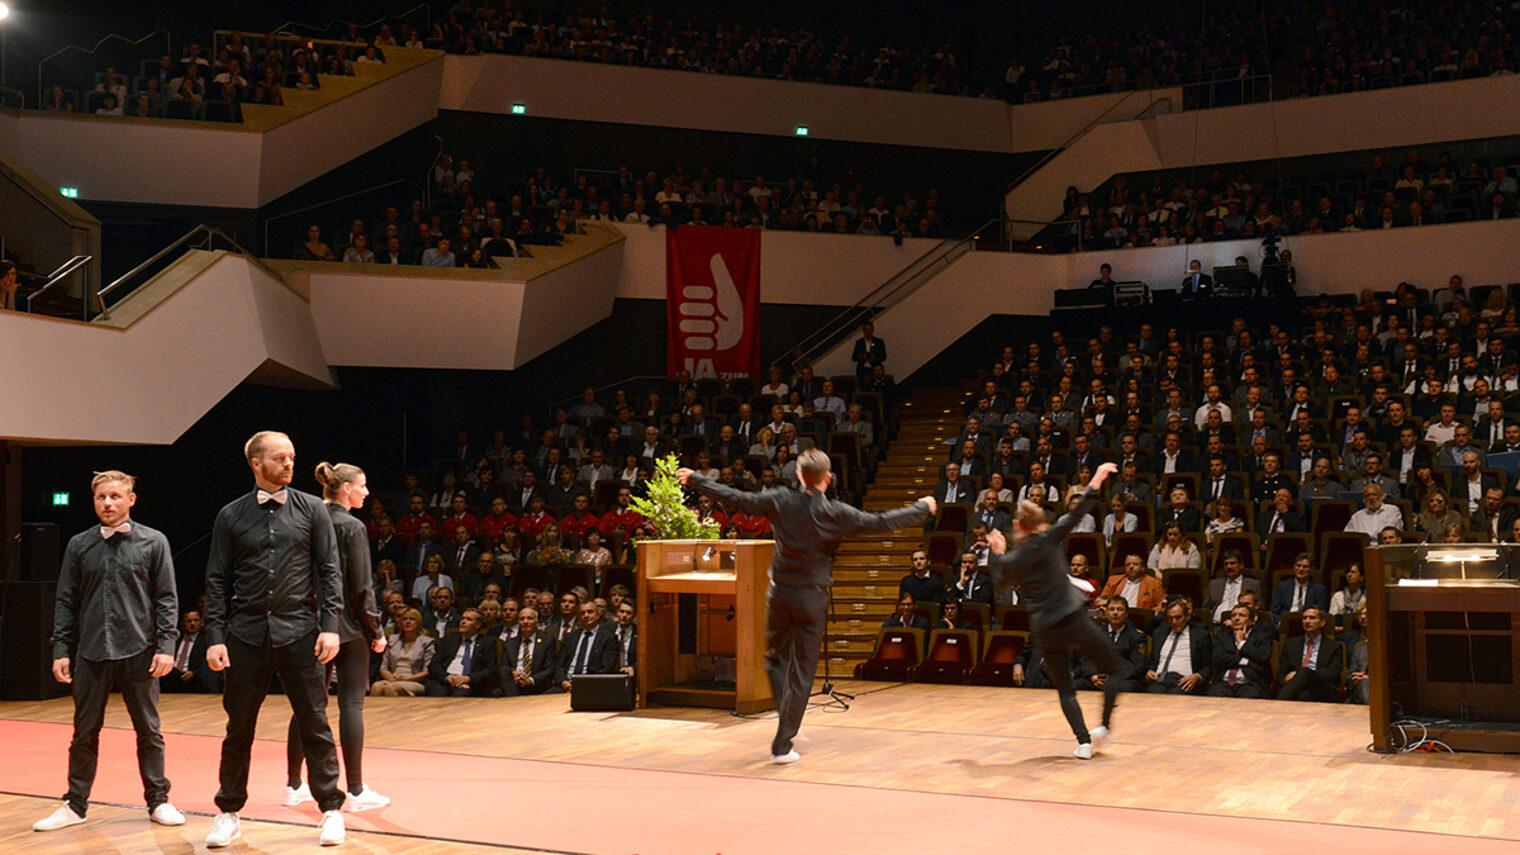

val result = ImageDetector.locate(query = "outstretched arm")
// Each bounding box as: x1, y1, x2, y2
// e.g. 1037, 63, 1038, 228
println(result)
1048, 462, 1118, 541
679, 470, 778, 516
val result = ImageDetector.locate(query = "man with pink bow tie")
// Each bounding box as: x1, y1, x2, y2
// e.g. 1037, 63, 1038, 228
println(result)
35, 470, 185, 832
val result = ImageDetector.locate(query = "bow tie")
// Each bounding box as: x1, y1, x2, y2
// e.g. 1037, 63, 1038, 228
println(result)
258, 489, 288, 505
100, 522, 131, 539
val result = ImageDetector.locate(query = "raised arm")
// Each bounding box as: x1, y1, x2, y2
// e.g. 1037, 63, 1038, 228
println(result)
833, 499, 933, 537
1048, 463, 1118, 542
682, 472, 779, 517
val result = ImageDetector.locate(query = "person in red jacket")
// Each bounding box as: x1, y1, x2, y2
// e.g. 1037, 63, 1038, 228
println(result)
558, 494, 601, 538
477, 497, 518, 540
438, 493, 478, 536
598, 486, 644, 535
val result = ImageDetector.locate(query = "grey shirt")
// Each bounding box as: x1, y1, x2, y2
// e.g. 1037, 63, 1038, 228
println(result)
688, 474, 930, 588
52, 521, 178, 661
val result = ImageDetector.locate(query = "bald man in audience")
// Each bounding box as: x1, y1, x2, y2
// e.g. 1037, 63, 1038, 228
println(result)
1101, 553, 1166, 610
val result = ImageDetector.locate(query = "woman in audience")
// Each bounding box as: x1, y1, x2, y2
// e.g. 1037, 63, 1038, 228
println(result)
1102, 495, 1137, 545
1068, 493, 1097, 533
565, 433, 590, 467
494, 529, 524, 567
462, 247, 494, 268
721, 523, 741, 539
373, 559, 405, 601
429, 471, 460, 509
760, 367, 789, 398
1405, 461, 1442, 511
1416, 490, 1463, 540
1065, 464, 1094, 504
1329, 562, 1366, 620
527, 522, 570, 566
693, 451, 721, 481
573, 529, 613, 569
773, 444, 797, 484
1147, 521, 1200, 576
296, 224, 336, 261
640, 393, 663, 421
342, 233, 375, 263
748, 426, 777, 460
986, 471, 1015, 503
782, 392, 806, 417
618, 454, 641, 485
1204, 499, 1244, 544
370, 608, 433, 697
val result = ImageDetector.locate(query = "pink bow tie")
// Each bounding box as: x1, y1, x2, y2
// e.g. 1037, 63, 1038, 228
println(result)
258, 489, 288, 505
100, 522, 131, 539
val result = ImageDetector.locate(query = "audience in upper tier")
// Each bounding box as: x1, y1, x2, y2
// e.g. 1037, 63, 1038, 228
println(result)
287, 152, 952, 263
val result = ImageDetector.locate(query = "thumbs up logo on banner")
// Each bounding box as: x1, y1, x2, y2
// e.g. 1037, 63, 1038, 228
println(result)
676, 254, 745, 352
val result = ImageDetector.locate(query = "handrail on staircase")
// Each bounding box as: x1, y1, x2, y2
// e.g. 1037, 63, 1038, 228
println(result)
772, 219, 998, 373
96, 225, 283, 321
25, 255, 95, 320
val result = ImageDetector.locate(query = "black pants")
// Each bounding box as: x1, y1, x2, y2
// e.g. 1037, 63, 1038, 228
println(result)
65, 649, 170, 816
217, 631, 343, 813
1036, 610, 1128, 744
765, 584, 826, 757
286, 637, 369, 796
1207, 676, 1267, 698
1277, 668, 1340, 702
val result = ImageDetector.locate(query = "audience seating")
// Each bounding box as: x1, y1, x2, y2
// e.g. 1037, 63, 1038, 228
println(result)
915, 630, 979, 684
855, 628, 926, 681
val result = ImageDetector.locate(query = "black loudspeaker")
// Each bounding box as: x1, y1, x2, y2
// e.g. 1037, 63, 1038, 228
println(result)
569, 674, 635, 711
20, 522, 61, 582
1, 580, 68, 700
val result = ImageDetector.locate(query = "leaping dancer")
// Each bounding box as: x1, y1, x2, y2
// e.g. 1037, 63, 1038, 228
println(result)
987, 461, 1132, 759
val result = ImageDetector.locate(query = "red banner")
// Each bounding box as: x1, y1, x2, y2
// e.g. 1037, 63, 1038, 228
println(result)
666, 226, 761, 381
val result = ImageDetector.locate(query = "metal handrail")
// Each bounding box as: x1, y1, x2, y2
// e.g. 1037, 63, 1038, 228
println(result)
774, 219, 998, 372
1025, 69, 1271, 104
36, 29, 171, 110
257, 4, 432, 41
0, 86, 23, 110
25, 255, 94, 318
262, 178, 424, 257
551, 375, 669, 409
97, 225, 279, 320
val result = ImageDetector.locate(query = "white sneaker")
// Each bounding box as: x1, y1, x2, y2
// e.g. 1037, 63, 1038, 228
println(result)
150, 803, 186, 826
205, 812, 241, 848
1089, 725, 1110, 749
1073, 742, 1094, 760
770, 750, 801, 764
319, 810, 345, 846
283, 782, 312, 806
343, 786, 390, 812
32, 804, 85, 832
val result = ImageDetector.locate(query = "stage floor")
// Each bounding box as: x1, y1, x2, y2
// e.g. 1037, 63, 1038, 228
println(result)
3, 680, 1519, 854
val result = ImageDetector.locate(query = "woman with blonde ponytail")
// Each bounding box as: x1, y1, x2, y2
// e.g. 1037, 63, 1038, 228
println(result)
284, 462, 390, 812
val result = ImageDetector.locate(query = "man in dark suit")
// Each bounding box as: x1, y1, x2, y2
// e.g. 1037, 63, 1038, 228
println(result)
1202, 550, 1265, 624
1156, 487, 1202, 532
952, 440, 987, 480
497, 607, 556, 696
609, 601, 638, 673
1201, 456, 1243, 506
851, 322, 887, 379
680, 450, 933, 764
791, 367, 823, 402
1276, 606, 1343, 702
423, 608, 496, 697
1179, 259, 1213, 299
1270, 553, 1330, 615
951, 551, 995, 606
552, 601, 620, 692
932, 462, 974, 505
162, 610, 223, 694
882, 593, 932, 631
1255, 489, 1307, 539
968, 490, 1012, 536
445, 525, 481, 576
1207, 604, 1274, 698
730, 403, 759, 448
1065, 434, 1105, 480
1152, 432, 1197, 479
1145, 599, 1212, 693
1074, 598, 1147, 693
370, 517, 406, 569
405, 520, 444, 573
1472, 487, 1519, 542
508, 471, 547, 514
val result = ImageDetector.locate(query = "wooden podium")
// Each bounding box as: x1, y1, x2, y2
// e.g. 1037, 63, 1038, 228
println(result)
1365, 543, 1520, 753
636, 539, 775, 714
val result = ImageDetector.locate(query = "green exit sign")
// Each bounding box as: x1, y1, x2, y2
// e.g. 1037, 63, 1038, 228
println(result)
510, 103, 526, 115
795, 124, 809, 136
51, 491, 70, 507
59, 186, 78, 198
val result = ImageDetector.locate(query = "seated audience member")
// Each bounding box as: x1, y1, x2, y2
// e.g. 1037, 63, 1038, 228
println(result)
572, 529, 614, 568
410, 552, 453, 602
373, 560, 405, 603
161, 610, 223, 694
1297, 457, 1345, 499
1207, 604, 1274, 698
1203, 549, 1262, 623
1147, 522, 1201, 575
1156, 487, 1202, 531
1145, 599, 1211, 694
1348, 607, 1370, 705
1102, 496, 1138, 545
933, 599, 972, 630
610, 601, 637, 674
970, 489, 1012, 535
1270, 552, 1330, 616
424, 607, 496, 697
1203, 498, 1244, 544
899, 548, 946, 604
1074, 597, 1146, 693
1344, 484, 1404, 543
882, 592, 930, 630
372, 608, 435, 696
953, 550, 995, 605
1102, 553, 1166, 610
424, 585, 462, 637
458, 552, 503, 605
553, 601, 619, 692
1256, 488, 1306, 537
498, 607, 556, 696
1068, 553, 1100, 606
1276, 606, 1343, 702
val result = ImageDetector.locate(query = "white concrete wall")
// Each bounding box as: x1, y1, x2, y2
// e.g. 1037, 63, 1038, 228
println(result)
441, 54, 1177, 154
1007, 73, 1520, 226
0, 253, 332, 444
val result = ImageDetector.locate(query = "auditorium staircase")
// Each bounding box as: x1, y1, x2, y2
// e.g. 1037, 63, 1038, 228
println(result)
824, 386, 968, 674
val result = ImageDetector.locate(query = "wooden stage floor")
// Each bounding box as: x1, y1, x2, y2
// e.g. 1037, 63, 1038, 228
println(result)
3, 679, 1519, 853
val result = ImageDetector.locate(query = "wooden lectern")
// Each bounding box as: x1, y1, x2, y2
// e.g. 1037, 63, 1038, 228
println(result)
636, 539, 775, 714
1366, 543, 1520, 753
